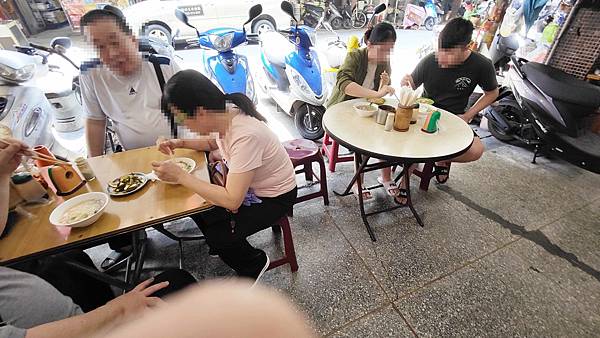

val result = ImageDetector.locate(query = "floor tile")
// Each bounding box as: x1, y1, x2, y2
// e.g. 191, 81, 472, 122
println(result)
328, 305, 415, 338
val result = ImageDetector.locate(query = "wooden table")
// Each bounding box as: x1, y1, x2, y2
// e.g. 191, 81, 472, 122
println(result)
323, 98, 474, 241
0, 147, 211, 287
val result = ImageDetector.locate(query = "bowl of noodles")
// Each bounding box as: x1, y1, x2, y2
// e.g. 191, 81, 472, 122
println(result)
49, 192, 109, 228
154, 157, 196, 184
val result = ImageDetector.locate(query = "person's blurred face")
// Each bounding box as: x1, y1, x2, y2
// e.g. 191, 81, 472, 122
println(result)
435, 46, 469, 68
85, 18, 140, 76
173, 105, 229, 136
367, 41, 394, 64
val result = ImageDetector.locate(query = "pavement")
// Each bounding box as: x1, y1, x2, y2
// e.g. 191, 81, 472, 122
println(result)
31, 27, 600, 337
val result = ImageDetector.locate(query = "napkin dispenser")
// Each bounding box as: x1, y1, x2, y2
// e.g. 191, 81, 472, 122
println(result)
41, 164, 86, 196
421, 111, 441, 133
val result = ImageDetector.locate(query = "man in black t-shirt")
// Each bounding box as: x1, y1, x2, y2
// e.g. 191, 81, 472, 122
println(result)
401, 18, 499, 183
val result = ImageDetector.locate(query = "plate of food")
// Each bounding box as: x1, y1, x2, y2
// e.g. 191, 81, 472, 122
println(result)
367, 97, 385, 105
154, 157, 196, 184
107, 172, 148, 196
353, 102, 378, 117
49, 192, 109, 228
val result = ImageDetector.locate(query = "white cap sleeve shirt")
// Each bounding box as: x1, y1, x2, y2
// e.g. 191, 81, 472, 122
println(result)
80, 57, 181, 151
216, 114, 297, 198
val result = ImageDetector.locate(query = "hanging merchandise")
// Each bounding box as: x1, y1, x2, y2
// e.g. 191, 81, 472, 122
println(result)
523, 0, 549, 30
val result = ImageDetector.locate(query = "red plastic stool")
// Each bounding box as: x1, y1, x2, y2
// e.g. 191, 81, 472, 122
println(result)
268, 216, 298, 272
321, 133, 353, 172
283, 139, 329, 206
412, 162, 452, 191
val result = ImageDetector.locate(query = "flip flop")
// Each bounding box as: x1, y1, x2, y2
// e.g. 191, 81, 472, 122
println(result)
100, 249, 131, 271
433, 163, 450, 184
394, 188, 409, 206
351, 184, 372, 200
377, 177, 399, 197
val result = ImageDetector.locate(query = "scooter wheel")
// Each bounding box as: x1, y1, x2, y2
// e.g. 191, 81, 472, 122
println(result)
330, 17, 343, 30
424, 17, 435, 31
342, 18, 352, 29
294, 104, 324, 140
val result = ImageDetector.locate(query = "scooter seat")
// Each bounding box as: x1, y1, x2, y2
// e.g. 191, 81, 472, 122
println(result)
522, 62, 600, 108
260, 31, 294, 67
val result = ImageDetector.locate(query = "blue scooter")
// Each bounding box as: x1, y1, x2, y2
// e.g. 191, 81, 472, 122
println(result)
175, 5, 262, 103
256, 1, 328, 140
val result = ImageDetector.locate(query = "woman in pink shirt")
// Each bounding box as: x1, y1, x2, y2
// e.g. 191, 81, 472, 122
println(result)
152, 70, 297, 282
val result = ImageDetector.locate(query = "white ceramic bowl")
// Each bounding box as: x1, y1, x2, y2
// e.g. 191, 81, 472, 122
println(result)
353, 102, 378, 117
156, 157, 196, 184
49, 192, 109, 228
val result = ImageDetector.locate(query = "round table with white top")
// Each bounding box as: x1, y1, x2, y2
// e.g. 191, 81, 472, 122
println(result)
323, 98, 474, 241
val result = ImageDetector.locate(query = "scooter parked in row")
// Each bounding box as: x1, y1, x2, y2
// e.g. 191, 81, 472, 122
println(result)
0, 37, 86, 159
174, 4, 262, 104
484, 56, 600, 173
257, 1, 328, 140
301, 1, 345, 30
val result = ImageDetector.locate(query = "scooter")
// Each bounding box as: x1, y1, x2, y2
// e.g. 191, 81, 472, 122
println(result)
302, 1, 344, 30
404, 0, 443, 31
0, 37, 86, 159
488, 33, 519, 74
174, 5, 262, 104
485, 56, 600, 174
257, 1, 328, 140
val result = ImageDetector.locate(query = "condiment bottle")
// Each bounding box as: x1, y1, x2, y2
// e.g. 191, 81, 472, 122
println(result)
75, 157, 96, 181
376, 107, 388, 125
384, 113, 395, 131
11, 172, 48, 202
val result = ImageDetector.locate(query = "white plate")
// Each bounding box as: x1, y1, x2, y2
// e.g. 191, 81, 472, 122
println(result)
49, 192, 109, 228
154, 157, 196, 185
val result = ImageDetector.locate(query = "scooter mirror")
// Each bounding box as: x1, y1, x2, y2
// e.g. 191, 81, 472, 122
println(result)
51, 37, 71, 50
373, 3, 387, 15
247, 4, 263, 24
174, 9, 191, 26
281, 1, 297, 22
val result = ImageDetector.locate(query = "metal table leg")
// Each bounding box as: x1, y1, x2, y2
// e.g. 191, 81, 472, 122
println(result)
62, 258, 133, 291
401, 164, 424, 227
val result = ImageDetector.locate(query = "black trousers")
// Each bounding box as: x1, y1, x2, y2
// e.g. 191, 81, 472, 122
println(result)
195, 188, 297, 276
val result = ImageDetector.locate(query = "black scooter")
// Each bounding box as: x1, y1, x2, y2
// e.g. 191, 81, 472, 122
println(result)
485, 56, 600, 174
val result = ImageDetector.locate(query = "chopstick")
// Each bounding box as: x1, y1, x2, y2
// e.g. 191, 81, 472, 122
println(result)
0, 139, 71, 165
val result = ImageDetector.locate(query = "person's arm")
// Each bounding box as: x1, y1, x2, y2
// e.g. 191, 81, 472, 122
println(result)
25, 279, 168, 338
462, 88, 499, 122
0, 139, 27, 234
156, 138, 218, 155
462, 58, 500, 122
80, 72, 109, 157
85, 118, 107, 157
151, 161, 255, 211
336, 50, 394, 98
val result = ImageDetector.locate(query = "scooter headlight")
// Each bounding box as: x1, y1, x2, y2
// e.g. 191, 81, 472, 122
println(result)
287, 67, 312, 97
0, 63, 35, 83
209, 33, 234, 52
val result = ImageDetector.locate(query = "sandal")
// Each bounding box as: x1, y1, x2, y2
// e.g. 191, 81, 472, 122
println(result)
433, 163, 450, 184
100, 249, 131, 271
377, 177, 399, 197
394, 188, 409, 206
351, 184, 372, 200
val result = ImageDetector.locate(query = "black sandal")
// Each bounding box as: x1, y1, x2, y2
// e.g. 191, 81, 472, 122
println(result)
433, 164, 450, 184
394, 188, 409, 206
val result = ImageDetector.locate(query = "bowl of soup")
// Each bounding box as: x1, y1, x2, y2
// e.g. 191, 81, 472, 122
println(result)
50, 192, 109, 228
353, 103, 378, 117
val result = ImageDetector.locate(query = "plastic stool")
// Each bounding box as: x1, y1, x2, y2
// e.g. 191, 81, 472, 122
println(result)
283, 139, 329, 206
268, 216, 298, 272
321, 133, 353, 172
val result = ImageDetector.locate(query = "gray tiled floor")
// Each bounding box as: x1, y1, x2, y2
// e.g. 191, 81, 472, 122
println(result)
87, 142, 600, 337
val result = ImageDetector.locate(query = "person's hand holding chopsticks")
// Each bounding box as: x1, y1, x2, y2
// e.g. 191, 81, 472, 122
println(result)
376, 85, 395, 98
156, 137, 182, 158
0, 138, 28, 177
379, 71, 390, 88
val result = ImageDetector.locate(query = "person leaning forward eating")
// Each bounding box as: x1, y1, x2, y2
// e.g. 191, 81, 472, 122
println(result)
153, 70, 298, 282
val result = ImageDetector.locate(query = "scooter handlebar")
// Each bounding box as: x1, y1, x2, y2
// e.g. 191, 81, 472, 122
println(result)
29, 42, 53, 53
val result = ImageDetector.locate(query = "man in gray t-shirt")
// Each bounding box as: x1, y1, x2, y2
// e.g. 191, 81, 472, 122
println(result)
0, 267, 83, 338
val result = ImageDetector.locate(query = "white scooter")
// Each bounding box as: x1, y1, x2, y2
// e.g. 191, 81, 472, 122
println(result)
256, 1, 329, 140
0, 37, 86, 158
